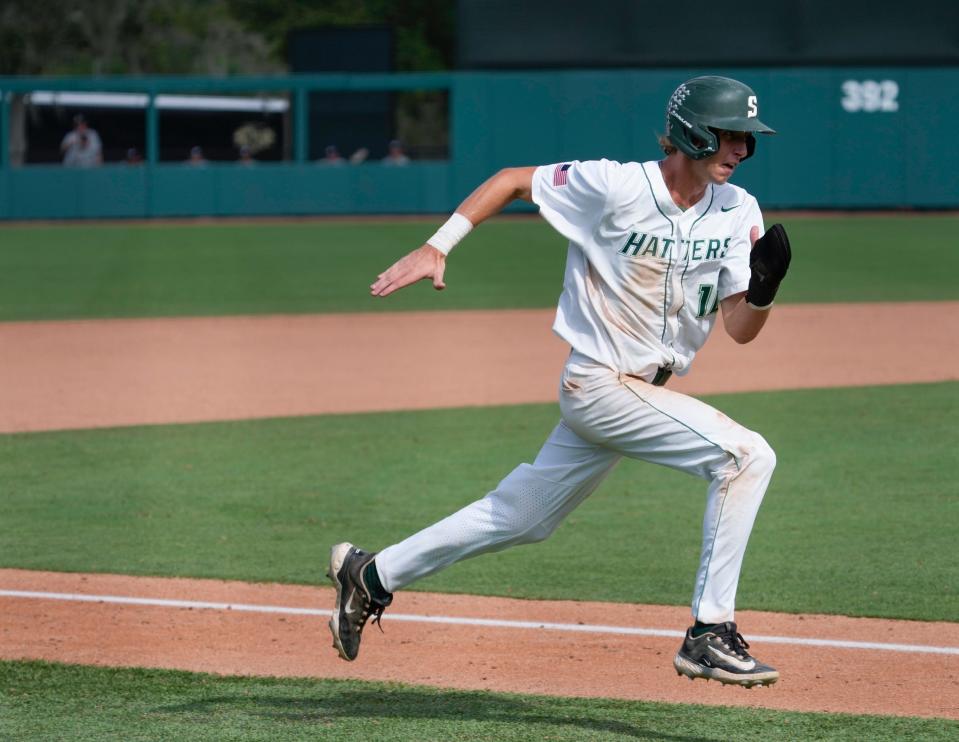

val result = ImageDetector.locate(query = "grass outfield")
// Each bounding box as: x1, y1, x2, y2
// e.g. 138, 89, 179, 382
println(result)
2, 662, 956, 742
1, 382, 955, 622
0, 214, 957, 321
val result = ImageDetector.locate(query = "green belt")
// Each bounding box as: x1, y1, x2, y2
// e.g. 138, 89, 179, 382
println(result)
651, 367, 673, 386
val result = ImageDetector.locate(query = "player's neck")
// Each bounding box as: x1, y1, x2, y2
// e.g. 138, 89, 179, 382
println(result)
658, 156, 708, 211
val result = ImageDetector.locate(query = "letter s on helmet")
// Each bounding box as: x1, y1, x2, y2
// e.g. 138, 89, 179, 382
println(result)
665, 76, 775, 161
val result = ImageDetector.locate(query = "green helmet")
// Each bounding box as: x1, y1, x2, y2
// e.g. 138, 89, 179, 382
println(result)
665, 76, 775, 161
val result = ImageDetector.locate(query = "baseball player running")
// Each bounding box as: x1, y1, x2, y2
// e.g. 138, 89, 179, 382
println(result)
328, 76, 791, 688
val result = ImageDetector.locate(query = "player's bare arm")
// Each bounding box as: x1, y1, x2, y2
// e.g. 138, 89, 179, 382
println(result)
721, 226, 768, 343
721, 223, 792, 343
720, 292, 768, 344
455, 166, 535, 223
370, 167, 535, 297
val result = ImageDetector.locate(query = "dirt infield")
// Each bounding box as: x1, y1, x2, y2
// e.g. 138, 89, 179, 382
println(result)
2, 302, 958, 719
1, 302, 957, 434
2, 569, 957, 719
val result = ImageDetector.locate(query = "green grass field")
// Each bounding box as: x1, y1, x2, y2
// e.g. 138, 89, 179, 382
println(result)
2, 382, 956, 621
3, 661, 956, 742
0, 214, 957, 321
2, 214, 956, 737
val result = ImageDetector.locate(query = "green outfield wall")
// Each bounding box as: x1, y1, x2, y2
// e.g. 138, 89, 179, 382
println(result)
1, 67, 956, 219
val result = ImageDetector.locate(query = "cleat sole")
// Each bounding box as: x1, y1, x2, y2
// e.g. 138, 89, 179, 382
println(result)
673, 652, 778, 688
327, 542, 356, 662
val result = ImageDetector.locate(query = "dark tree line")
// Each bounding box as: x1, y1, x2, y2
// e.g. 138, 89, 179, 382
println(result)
0, 0, 454, 75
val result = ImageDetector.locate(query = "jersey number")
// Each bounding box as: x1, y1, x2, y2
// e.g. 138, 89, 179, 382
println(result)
696, 284, 719, 318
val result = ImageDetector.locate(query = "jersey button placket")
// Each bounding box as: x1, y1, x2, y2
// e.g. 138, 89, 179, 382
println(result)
662, 223, 685, 345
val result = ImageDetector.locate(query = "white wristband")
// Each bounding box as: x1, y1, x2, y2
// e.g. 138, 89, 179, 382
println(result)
427, 212, 473, 256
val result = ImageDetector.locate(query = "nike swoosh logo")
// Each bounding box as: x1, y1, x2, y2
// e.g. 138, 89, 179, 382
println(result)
707, 644, 756, 671
720, 204, 741, 212
344, 591, 358, 616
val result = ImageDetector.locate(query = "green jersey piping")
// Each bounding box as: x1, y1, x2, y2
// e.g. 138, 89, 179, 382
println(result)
676, 185, 715, 332
640, 163, 677, 344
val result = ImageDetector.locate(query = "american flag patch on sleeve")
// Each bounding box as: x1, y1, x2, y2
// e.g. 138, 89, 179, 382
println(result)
553, 163, 571, 186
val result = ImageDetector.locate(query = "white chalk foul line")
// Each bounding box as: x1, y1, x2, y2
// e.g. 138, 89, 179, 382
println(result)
3, 589, 958, 657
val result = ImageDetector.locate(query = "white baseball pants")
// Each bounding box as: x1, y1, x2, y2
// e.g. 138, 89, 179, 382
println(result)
375, 352, 775, 623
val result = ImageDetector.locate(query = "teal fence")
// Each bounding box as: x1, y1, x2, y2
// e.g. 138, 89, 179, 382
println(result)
1, 67, 957, 219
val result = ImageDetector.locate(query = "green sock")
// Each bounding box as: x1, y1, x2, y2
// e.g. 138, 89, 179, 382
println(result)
363, 560, 391, 602
691, 621, 719, 638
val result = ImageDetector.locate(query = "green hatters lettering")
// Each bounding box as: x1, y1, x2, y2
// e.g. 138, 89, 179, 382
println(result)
640, 236, 659, 257
619, 233, 709, 260
620, 232, 647, 256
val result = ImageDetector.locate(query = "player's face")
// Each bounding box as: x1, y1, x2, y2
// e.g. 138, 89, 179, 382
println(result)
697, 130, 749, 184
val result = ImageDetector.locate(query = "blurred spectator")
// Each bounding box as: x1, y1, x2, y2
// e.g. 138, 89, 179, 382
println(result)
124, 147, 143, 166
383, 139, 410, 167
186, 145, 208, 167
237, 145, 257, 166
60, 114, 102, 168
349, 147, 370, 164
317, 144, 346, 166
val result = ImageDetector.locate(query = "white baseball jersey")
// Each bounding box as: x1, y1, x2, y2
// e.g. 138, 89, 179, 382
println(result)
377, 156, 777, 628
531, 159, 763, 380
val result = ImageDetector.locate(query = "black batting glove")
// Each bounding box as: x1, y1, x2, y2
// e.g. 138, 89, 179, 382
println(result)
746, 223, 791, 309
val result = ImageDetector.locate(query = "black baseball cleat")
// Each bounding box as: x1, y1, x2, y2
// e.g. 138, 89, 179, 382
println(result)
327, 542, 392, 661
673, 621, 779, 688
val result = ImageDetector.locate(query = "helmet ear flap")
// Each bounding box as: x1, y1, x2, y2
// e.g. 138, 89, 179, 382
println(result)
667, 113, 719, 160
688, 125, 718, 160
744, 133, 756, 160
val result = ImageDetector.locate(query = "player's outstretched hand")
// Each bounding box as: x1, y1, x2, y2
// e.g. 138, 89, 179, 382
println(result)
370, 244, 447, 297
745, 223, 791, 309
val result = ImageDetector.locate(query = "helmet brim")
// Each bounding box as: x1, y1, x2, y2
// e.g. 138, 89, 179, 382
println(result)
707, 116, 776, 135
